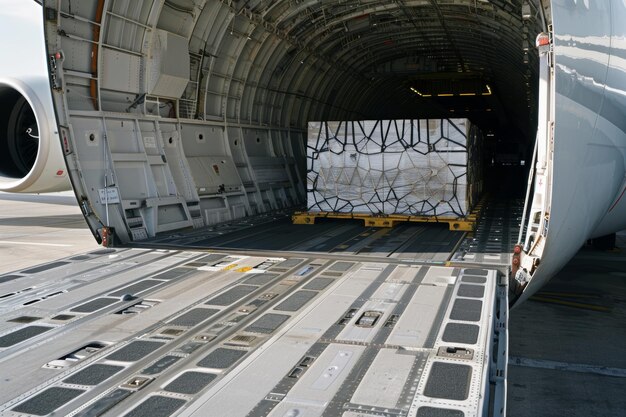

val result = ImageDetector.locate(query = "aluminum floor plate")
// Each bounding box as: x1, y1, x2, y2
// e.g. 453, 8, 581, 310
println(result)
0, 244, 502, 417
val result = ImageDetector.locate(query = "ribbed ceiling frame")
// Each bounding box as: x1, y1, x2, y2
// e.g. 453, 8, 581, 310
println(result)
88, 0, 543, 135
187, 0, 540, 133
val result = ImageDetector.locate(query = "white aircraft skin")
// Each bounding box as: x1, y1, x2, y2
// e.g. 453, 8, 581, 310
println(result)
517, 1, 626, 304
1, 0, 625, 305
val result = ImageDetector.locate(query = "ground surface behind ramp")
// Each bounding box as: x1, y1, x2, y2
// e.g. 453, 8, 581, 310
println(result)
0, 192, 99, 274
508, 232, 626, 417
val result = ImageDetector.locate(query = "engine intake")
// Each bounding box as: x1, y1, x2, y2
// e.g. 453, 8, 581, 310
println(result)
0, 81, 69, 193
0, 86, 39, 179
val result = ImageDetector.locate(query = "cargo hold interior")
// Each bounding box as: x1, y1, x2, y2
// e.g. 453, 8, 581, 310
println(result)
43, 0, 549, 250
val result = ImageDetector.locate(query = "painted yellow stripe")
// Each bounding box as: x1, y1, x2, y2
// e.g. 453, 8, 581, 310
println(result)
530, 296, 610, 312
536, 291, 601, 299
235, 266, 253, 273
221, 264, 238, 271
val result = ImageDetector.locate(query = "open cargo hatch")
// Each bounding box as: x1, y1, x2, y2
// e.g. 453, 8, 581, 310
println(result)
38, 0, 545, 249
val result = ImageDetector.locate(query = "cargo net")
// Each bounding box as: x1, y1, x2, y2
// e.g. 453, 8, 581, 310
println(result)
307, 119, 483, 218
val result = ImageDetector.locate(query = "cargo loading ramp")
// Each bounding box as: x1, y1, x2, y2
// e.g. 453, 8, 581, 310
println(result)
0, 248, 507, 417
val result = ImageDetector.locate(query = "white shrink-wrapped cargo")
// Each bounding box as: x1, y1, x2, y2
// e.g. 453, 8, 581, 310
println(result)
307, 119, 483, 217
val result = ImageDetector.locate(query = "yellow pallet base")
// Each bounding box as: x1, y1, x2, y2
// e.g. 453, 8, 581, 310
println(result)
292, 211, 477, 231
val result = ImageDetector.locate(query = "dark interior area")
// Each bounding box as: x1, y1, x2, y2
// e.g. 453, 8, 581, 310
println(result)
226, 1, 544, 199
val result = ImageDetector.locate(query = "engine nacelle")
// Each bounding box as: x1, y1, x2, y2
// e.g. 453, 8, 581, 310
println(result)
0, 80, 69, 193
0, 1, 70, 194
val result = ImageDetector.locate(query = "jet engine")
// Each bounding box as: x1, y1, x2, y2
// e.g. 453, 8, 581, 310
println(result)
0, 81, 69, 193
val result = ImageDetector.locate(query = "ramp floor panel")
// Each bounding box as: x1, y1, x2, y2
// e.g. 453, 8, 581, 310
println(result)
0, 246, 504, 417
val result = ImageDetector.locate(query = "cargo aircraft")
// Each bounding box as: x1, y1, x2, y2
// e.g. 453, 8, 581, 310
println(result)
0, 1, 624, 415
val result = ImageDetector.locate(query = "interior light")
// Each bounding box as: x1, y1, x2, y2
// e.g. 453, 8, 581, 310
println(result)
410, 87, 425, 97
438, 93, 454, 97
459, 93, 476, 96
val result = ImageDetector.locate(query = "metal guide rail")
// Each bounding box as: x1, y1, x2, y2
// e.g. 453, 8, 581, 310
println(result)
0, 247, 507, 417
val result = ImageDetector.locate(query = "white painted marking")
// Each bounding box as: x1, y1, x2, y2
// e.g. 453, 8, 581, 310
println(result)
510, 356, 626, 378
0, 241, 72, 247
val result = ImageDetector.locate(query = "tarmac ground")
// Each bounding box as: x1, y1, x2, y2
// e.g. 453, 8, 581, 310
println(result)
0, 192, 99, 274
507, 232, 626, 417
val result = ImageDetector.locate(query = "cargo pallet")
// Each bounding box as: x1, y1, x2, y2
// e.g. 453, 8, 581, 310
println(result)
293, 199, 485, 231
